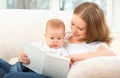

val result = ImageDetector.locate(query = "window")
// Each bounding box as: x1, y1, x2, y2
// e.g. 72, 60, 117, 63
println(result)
59, 0, 106, 11
7, 0, 106, 11
7, 0, 50, 9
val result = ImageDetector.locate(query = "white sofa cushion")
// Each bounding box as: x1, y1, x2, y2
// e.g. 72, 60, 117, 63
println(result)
68, 56, 120, 78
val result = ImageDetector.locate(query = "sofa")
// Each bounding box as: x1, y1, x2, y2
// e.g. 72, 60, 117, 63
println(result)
0, 10, 120, 78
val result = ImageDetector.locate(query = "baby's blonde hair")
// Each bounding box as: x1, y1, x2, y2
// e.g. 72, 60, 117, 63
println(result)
46, 18, 65, 33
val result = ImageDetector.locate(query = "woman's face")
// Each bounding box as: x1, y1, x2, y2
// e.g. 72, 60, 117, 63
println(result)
70, 14, 87, 42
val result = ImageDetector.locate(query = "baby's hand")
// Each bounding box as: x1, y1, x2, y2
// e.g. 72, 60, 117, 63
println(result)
18, 50, 30, 64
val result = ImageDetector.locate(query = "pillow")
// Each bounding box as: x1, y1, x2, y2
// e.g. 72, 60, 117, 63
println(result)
67, 56, 120, 78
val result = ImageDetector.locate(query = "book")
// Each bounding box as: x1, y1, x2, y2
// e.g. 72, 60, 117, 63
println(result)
23, 41, 70, 78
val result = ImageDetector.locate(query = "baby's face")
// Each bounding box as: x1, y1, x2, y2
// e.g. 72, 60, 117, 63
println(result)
45, 28, 65, 49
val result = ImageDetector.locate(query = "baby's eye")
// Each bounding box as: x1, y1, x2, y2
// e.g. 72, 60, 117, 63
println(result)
51, 37, 54, 39
58, 38, 61, 40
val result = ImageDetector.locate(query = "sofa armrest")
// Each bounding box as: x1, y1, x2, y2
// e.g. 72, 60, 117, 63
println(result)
68, 56, 120, 78
9, 57, 18, 65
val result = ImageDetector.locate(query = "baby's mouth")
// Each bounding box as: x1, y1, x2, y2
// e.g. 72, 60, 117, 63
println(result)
50, 45, 58, 48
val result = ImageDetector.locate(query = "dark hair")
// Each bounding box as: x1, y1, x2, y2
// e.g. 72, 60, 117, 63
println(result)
73, 2, 112, 45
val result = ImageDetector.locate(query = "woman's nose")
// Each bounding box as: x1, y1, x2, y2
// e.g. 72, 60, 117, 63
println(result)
72, 27, 77, 33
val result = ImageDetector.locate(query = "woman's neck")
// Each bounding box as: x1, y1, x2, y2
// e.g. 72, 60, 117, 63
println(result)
68, 36, 85, 44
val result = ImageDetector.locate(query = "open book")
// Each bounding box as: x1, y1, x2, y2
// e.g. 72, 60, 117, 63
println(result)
23, 41, 70, 78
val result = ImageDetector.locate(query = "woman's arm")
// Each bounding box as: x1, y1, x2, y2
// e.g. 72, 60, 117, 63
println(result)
67, 46, 116, 63
18, 50, 30, 64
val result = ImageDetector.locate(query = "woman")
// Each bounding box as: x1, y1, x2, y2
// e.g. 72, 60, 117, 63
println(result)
2, 2, 115, 78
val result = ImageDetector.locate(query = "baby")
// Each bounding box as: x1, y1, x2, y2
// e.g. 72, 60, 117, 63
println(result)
32, 18, 67, 56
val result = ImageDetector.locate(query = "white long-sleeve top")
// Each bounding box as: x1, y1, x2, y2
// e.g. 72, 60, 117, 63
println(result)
31, 41, 68, 56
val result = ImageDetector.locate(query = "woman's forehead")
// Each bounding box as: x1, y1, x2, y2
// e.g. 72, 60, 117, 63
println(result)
72, 14, 86, 28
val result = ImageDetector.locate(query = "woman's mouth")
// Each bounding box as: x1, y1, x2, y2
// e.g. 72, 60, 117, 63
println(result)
73, 34, 80, 37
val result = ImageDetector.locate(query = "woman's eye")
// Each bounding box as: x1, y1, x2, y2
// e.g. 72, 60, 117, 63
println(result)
77, 27, 84, 30
71, 22, 74, 26
79, 29, 83, 30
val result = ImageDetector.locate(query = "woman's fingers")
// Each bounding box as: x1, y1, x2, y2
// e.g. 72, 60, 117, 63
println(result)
65, 55, 75, 66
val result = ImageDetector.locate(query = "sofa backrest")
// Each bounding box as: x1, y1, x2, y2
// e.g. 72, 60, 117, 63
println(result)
0, 10, 72, 61
0, 10, 119, 61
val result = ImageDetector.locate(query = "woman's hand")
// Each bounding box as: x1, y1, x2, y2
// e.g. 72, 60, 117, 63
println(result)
18, 50, 30, 64
65, 55, 77, 66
